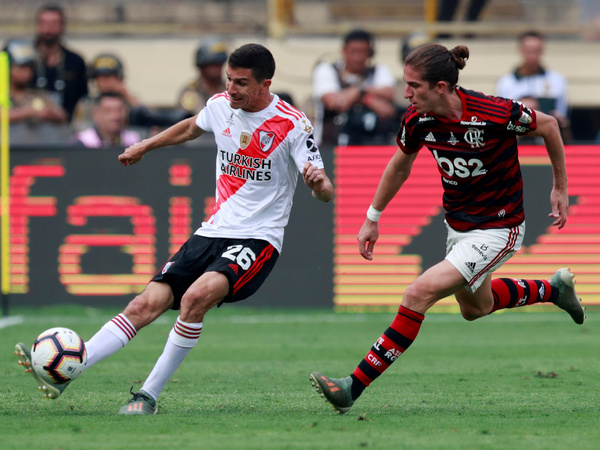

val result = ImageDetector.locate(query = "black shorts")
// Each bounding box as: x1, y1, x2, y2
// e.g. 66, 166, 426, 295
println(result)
151, 235, 279, 310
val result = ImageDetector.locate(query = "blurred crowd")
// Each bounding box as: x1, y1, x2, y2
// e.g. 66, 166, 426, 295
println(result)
3, 2, 597, 148
4, 3, 223, 148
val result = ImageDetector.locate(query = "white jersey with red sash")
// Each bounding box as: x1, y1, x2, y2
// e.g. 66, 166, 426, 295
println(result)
195, 92, 323, 253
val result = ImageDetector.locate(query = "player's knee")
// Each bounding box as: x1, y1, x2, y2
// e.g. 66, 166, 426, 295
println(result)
459, 305, 487, 321
179, 297, 213, 323
122, 296, 154, 329
402, 283, 432, 312
180, 291, 209, 311
461, 311, 480, 321
180, 287, 223, 322
123, 285, 173, 328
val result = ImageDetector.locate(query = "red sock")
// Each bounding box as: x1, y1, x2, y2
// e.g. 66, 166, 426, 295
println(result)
490, 278, 554, 313
350, 305, 424, 399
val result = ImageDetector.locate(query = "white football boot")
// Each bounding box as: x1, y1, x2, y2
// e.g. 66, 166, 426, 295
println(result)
15, 342, 70, 399
548, 268, 586, 325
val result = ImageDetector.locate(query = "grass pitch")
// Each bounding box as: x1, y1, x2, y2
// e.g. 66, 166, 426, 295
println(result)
1, 306, 599, 449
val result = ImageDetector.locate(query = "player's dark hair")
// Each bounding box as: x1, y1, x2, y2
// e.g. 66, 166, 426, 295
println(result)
228, 43, 275, 82
404, 44, 469, 89
36, 3, 65, 24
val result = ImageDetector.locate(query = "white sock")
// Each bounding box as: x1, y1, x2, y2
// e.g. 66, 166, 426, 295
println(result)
141, 316, 203, 401
85, 314, 137, 369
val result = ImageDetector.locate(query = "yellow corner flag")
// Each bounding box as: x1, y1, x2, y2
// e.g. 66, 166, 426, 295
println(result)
0, 50, 11, 304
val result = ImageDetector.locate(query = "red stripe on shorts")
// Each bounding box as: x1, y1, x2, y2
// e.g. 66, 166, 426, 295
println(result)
469, 226, 519, 287
233, 244, 275, 295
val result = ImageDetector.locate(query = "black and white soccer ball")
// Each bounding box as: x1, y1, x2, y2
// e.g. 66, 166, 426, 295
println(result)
31, 327, 87, 384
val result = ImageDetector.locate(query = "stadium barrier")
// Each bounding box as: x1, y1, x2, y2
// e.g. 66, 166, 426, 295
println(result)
333, 145, 600, 308
1, 145, 334, 308
1, 144, 599, 310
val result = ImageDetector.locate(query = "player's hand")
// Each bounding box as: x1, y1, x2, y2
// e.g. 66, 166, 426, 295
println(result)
549, 186, 568, 229
303, 162, 333, 202
302, 161, 324, 189
118, 142, 147, 166
358, 218, 379, 261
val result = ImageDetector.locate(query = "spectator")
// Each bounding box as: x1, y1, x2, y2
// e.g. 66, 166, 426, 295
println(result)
495, 31, 571, 141
71, 92, 140, 148
312, 29, 401, 146
75, 52, 186, 136
4, 39, 70, 145
177, 37, 228, 114
31, 3, 88, 121
437, 0, 488, 38
5, 39, 67, 126
72, 53, 142, 131
579, 0, 600, 40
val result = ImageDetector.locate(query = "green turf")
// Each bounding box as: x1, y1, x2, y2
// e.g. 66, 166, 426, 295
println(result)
1, 306, 599, 449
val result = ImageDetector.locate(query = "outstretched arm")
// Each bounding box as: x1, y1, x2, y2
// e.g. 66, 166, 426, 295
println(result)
303, 162, 334, 202
358, 149, 417, 260
118, 116, 205, 166
527, 111, 568, 229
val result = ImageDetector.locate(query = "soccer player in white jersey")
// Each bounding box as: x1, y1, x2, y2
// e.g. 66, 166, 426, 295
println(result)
15, 43, 333, 414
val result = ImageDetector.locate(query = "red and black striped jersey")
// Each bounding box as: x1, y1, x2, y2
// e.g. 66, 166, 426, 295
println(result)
397, 87, 537, 231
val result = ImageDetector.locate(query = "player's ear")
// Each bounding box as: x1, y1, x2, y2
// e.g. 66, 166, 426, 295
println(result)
435, 81, 448, 94
262, 79, 272, 90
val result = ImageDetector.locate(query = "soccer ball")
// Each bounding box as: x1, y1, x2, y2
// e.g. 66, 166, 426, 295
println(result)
31, 327, 87, 385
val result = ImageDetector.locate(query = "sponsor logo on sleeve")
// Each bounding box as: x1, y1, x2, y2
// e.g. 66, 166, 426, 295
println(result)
306, 134, 318, 152
506, 121, 528, 133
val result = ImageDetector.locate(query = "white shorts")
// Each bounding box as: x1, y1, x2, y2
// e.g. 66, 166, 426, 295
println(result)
445, 221, 525, 293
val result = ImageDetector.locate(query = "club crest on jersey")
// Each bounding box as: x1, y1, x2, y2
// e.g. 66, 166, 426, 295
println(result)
464, 127, 484, 148
240, 132, 252, 149
259, 130, 275, 152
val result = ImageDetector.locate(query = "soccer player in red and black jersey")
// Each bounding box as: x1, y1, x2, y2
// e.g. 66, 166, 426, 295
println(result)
310, 43, 584, 414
